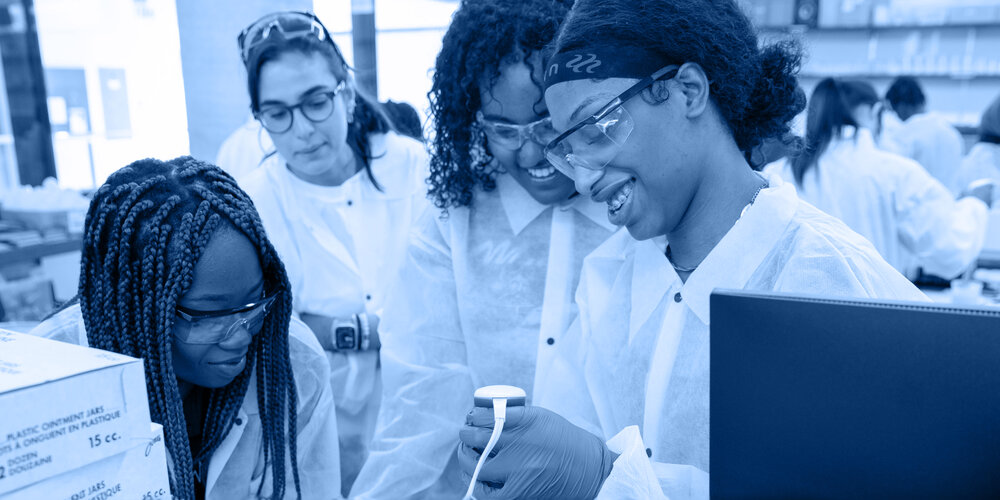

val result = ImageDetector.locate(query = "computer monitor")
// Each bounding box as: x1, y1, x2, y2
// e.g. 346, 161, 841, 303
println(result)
710, 290, 1000, 498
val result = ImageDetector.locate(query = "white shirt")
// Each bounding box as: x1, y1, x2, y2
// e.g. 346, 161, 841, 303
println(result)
28, 304, 342, 499
536, 174, 928, 500
350, 173, 615, 499
238, 130, 430, 491
882, 111, 964, 188
952, 142, 1000, 195
765, 127, 987, 279
215, 118, 272, 180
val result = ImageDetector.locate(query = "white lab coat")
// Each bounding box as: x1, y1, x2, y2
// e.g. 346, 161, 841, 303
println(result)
28, 304, 342, 499
215, 118, 272, 180
350, 173, 615, 499
882, 111, 964, 188
765, 127, 987, 279
239, 130, 430, 492
952, 142, 1000, 195
535, 173, 928, 500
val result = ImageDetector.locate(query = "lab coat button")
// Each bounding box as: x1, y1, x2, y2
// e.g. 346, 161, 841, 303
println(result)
546, 337, 555, 345
235, 417, 243, 426
347, 200, 353, 206
646, 448, 652, 458
366, 294, 372, 301
673, 292, 682, 303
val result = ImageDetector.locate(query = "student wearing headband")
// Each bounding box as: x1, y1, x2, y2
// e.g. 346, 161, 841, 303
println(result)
351, 1, 614, 497
233, 11, 430, 495
458, 1, 927, 498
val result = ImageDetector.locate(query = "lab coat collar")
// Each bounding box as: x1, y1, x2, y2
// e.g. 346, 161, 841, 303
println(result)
496, 172, 616, 235
263, 159, 361, 275
629, 235, 674, 342
681, 172, 798, 324
205, 371, 258, 495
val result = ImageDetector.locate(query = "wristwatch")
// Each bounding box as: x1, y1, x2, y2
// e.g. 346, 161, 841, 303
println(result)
329, 315, 360, 351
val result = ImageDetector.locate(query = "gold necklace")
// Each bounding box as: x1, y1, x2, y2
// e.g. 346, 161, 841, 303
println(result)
665, 176, 768, 273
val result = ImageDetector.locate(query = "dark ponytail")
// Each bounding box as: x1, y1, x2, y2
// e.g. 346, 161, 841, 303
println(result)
347, 89, 392, 191
791, 78, 879, 185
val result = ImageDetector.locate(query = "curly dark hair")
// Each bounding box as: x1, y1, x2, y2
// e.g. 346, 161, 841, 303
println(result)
427, 0, 574, 210
555, 0, 806, 156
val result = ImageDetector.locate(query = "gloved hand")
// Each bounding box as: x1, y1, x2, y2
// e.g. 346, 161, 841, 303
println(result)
457, 406, 617, 500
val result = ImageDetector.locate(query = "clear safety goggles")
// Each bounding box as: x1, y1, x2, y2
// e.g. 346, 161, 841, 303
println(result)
544, 65, 679, 178
256, 80, 346, 134
173, 292, 277, 345
238, 11, 344, 66
476, 111, 561, 151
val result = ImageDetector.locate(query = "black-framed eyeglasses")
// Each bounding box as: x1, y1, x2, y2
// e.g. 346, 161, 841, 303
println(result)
173, 291, 278, 345
476, 111, 560, 150
238, 11, 345, 67
544, 65, 679, 178
255, 80, 347, 133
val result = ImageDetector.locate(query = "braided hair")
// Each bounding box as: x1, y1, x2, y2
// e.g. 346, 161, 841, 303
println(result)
78, 156, 300, 499
427, 0, 575, 211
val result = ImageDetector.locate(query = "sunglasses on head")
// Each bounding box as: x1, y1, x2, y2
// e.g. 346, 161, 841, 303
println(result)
238, 11, 344, 67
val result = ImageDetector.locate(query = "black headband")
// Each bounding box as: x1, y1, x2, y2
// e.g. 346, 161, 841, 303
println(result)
543, 48, 669, 90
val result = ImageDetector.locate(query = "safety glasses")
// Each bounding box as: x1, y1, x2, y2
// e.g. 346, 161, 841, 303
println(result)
476, 111, 561, 151
544, 65, 679, 178
173, 291, 278, 345
238, 11, 344, 66
256, 80, 347, 133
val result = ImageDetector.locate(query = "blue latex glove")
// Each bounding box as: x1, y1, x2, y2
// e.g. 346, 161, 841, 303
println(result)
457, 406, 617, 500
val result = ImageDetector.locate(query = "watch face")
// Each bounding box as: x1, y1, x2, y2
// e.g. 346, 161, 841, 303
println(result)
335, 326, 356, 350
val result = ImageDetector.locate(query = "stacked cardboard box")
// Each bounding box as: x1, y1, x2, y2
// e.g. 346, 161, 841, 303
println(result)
0, 329, 171, 499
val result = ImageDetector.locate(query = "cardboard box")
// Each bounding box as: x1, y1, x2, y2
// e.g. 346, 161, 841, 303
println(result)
0, 330, 151, 494
4, 423, 170, 500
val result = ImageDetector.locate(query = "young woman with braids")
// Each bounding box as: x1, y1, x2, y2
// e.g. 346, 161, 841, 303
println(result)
29, 157, 340, 499
457, 1, 928, 498
233, 12, 429, 494
350, 0, 614, 497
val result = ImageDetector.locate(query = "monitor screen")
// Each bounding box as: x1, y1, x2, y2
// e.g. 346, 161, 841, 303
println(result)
710, 290, 1000, 498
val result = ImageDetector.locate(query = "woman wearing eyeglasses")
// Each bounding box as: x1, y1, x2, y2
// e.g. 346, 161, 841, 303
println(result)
765, 78, 992, 280
233, 12, 430, 494
456, 1, 928, 499
29, 157, 340, 499
349, 0, 613, 498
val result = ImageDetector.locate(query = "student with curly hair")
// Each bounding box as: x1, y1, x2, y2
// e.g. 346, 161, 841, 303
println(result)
350, 0, 613, 497
234, 12, 429, 493
29, 157, 340, 499
458, 1, 927, 498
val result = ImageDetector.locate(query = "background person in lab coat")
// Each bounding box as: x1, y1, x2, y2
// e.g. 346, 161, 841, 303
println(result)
350, 0, 614, 497
882, 76, 965, 189
952, 94, 1000, 193
766, 78, 991, 280
30, 157, 341, 500
234, 11, 430, 495
458, 1, 928, 498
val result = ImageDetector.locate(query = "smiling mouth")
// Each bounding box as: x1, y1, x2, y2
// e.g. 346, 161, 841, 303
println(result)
524, 164, 557, 179
608, 181, 634, 215
211, 354, 246, 366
